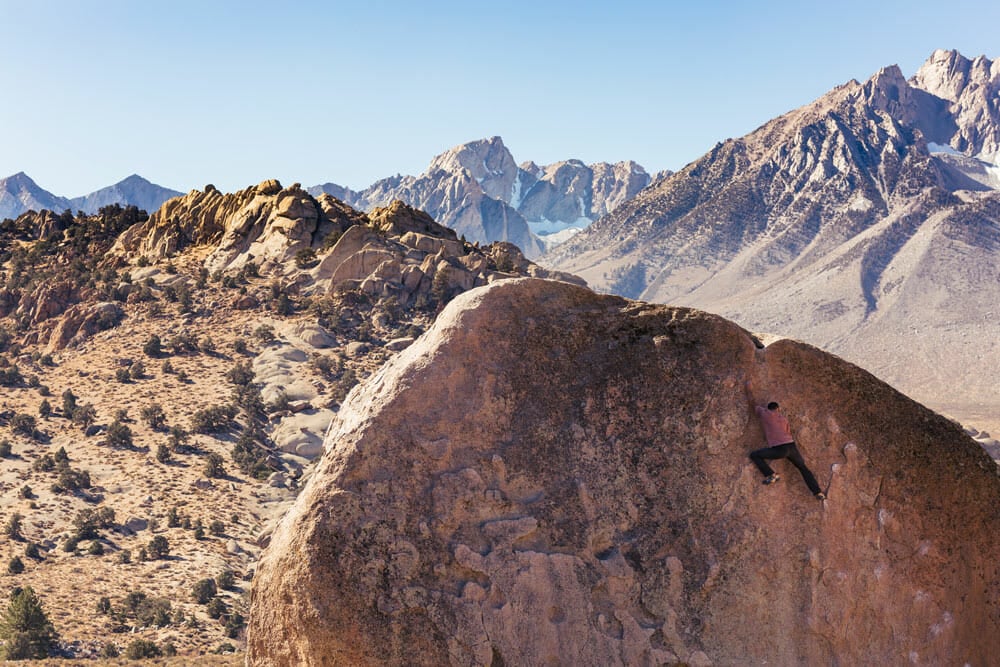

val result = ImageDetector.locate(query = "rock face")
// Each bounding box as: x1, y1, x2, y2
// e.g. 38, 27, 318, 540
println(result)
309, 137, 655, 258
542, 49, 1000, 433
247, 278, 1000, 666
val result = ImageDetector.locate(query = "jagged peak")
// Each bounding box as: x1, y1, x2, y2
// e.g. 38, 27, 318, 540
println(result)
427, 136, 515, 175
860, 64, 909, 104
912, 49, 999, 101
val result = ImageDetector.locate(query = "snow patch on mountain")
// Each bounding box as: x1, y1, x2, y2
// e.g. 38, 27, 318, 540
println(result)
928, 142, 963, 155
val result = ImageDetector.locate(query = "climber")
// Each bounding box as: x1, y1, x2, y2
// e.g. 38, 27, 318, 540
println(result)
746, 381, 825, 500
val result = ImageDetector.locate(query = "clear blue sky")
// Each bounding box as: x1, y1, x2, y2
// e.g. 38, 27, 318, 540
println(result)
1, 0, 997, 197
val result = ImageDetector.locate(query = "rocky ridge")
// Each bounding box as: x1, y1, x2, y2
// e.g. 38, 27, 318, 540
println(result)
309, 136, 657, 258
248, 278, 1000, 666
111, 179, 582, 309
542, 49, 1000, 434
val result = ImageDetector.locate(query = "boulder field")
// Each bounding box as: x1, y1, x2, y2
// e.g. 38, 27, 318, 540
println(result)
247, 278, 1000, 666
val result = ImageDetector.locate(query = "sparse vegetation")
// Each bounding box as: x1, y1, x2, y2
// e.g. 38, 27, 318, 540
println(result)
10, 413, 37, 439
71, 403, 97, 430
0, 188, 490, 657
216, 569, 235, 590
294, 247, 317, 269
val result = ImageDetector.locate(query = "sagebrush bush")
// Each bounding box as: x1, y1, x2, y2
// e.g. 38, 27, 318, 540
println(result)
105, 420, 133, 448
141, 403, 167, 430
204, 453, 226, 478
124, 639, 161, 659
206, 597, 226, 619
216, 569, 235, 590
4, 513, 23, 540
147, 535, 169, 560
192, 578, 217, 604
190, 405, 237, 434
142, 334, 162, 357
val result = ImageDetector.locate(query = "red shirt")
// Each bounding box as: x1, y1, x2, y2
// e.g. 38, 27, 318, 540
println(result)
756, 405, 793, 445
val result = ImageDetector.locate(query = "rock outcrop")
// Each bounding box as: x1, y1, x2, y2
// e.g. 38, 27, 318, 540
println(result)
110, 180, 582, 308
110, 179, 358, 273
248, 278, 1000, 666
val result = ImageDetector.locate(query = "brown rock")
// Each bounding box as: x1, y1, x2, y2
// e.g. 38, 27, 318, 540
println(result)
233, 294, 259, 310
257, 179, 283, 196
16, 280, 78, 324
248, 278, 1000, 666
46, 302, 123, 351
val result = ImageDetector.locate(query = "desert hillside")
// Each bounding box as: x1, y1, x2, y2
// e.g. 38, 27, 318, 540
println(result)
0, 183, 575, 660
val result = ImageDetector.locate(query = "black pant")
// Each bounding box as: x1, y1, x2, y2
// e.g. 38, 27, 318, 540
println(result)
750, 442, 821, 495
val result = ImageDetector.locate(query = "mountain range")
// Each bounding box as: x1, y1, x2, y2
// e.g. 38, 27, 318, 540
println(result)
309, 136, 664, 258
0, 172, 182, 220
4, 140, 657, 261
543, 49, 1000, 433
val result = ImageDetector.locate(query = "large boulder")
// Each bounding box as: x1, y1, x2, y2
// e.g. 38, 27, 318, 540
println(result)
247, 278, 1000, 666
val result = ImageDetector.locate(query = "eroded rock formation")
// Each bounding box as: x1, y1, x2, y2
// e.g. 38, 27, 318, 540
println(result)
110, 181, 582, 309
247, 278, 1000, 666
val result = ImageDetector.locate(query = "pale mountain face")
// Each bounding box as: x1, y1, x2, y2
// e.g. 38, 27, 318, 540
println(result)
0, 172, 71, 220
0, 172, 181, 219
307, 137, 653, 258
68, 174, 182, 215
542, 50, 1000, 433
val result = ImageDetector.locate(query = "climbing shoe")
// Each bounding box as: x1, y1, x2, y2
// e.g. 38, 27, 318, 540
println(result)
815, 492, 826, 500
763, 474, 780, 485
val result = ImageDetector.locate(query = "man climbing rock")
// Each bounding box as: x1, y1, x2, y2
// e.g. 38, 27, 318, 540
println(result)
746, 381, 825, 500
